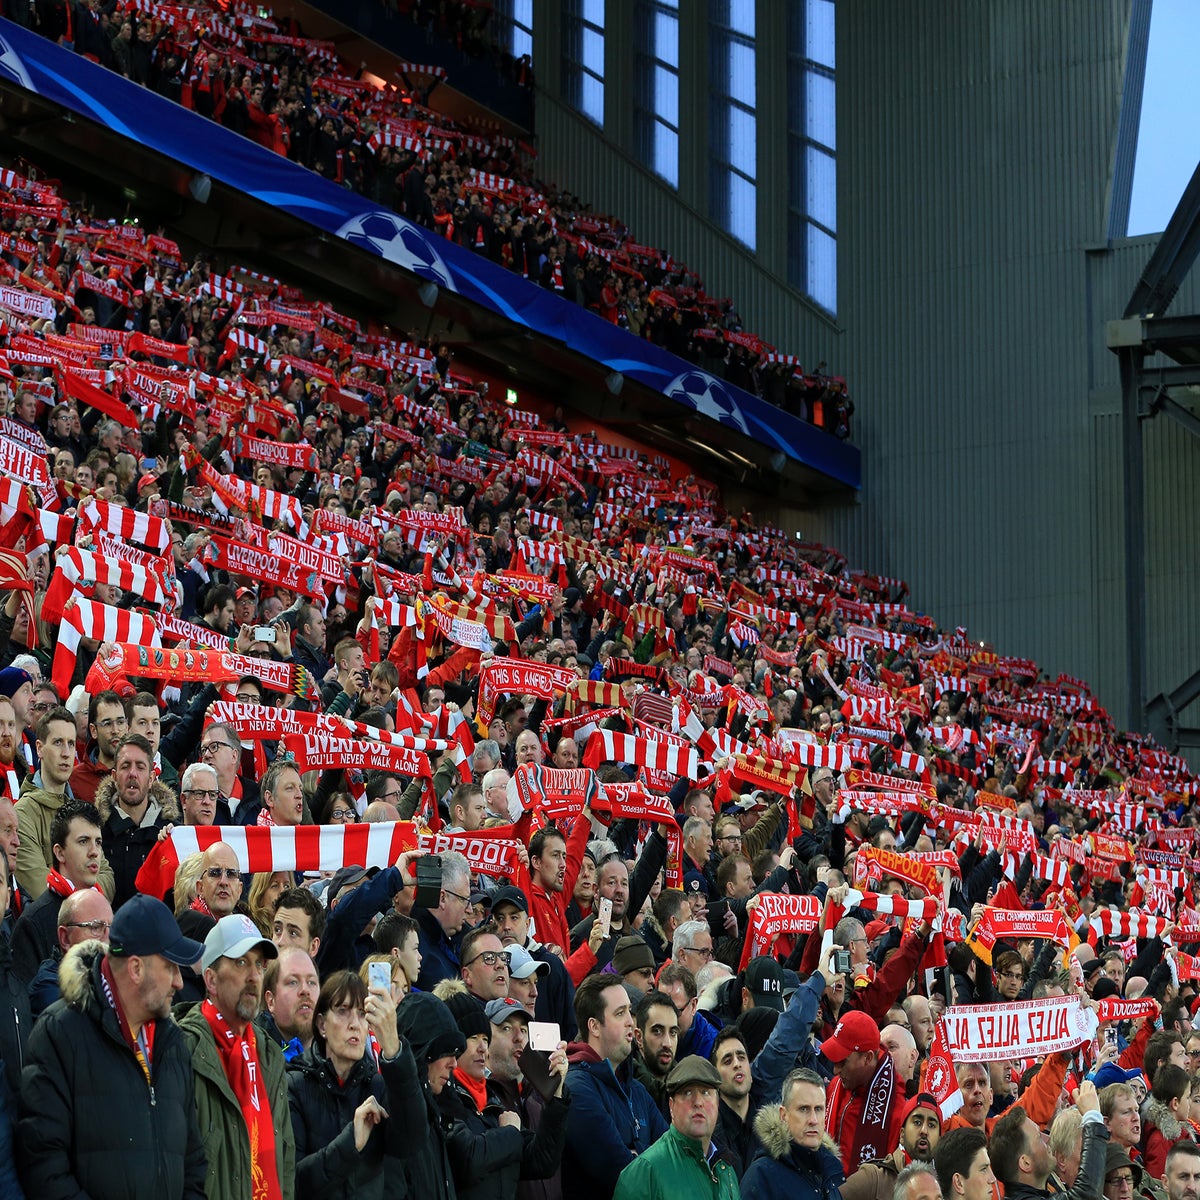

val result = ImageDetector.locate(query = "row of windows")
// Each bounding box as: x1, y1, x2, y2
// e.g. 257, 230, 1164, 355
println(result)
498, 1, 837, 315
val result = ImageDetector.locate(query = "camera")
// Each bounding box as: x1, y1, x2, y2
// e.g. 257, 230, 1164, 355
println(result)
833, 949, 853, 976
413, 855, 444, 909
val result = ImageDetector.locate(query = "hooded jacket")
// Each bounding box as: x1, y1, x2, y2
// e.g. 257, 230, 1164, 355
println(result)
17, 942, 207, 1200
96, 775, 181, 909
15, 774, 117, 902
741, 1106, 845, 1200
562, 1042, 668, 1200
286, 1035, 424, 1200
1142, 1100, 1193, 1180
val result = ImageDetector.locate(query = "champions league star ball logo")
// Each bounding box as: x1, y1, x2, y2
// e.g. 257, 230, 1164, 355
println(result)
335, 211, 453, 288
0, 32, 34, 90
663, 369, 750, 435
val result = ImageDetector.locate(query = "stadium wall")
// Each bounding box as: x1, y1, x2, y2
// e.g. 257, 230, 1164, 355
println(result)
536, 0, 1200, 735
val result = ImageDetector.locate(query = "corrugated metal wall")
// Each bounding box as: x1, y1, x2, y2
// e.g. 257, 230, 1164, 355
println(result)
532, 0, 1200, 733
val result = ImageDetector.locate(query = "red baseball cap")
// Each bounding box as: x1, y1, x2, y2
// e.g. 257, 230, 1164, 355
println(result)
820, 1010, 881, 1063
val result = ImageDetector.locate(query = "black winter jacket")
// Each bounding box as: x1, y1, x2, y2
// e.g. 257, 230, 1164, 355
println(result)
0, 933, 30, 1100
437, 1074, 570, 1200
287, 1039, 425, 1200
17, 942, 207, 1200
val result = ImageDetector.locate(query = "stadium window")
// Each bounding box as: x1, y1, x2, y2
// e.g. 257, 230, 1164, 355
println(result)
787, 0, 837, 313
709, 0, 756, 250
634, 0, 680, 187
495, 0, 534, 62
562, 0, 606, 126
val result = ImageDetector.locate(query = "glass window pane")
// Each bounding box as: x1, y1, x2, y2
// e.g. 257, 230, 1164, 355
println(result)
514, 0, 532, 26
728, 41, 756, 107
728, 106, 756, 178
513, 29, 532, 59
582, 0, 605, 28
728, 0, 755, 38
655, 65, 678, 127
806, 146, 836, 231
805, 71, 836, 149
654, 123, 679, 186
582, 27, 604, 74
582, 73, 604, 124
655, 12, 679, 67
808, 223, 837, 312
729, 172, 756, 249
807, 0, 835, 68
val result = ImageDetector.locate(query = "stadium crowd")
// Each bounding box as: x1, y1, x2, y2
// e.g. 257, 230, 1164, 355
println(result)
0, 156, 1197, 1200
6, 0, 852, 436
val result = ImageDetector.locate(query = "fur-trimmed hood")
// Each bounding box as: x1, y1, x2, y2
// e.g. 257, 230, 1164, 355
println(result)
1147, 1099, 1184, 1140
95, 775, 180, 825
753, 1105, 840, 1161
59, 939, 108, 1010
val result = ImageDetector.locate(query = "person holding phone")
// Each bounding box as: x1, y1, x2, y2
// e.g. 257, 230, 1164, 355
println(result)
286, 970, 425, 1200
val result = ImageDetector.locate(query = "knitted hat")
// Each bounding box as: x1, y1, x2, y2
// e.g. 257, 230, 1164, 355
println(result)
443, 991, 491, 1042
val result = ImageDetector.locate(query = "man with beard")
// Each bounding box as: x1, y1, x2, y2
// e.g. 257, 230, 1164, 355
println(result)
841, 1093, 944, 1200
70, 690, 128, 805
0, 668, 35, 772
17, 894, 207, 1200
97, 734, 180, 909
177, 913, 293, 1200
0, 696, 25, 800
990, 1081, 1106, 1200
257, 946, 319, 1062
632, 990, 680, 1113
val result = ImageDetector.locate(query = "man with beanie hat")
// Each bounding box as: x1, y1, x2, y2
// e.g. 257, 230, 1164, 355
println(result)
841, 1093, 944, 1200
18, 894, 207, 1200
613, 935, 656, 993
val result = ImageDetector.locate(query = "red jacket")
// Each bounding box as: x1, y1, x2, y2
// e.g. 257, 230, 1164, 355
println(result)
527, 809, 591, 955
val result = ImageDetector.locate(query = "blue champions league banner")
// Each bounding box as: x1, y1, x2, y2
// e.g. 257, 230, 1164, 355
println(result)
0, 19, 860, 489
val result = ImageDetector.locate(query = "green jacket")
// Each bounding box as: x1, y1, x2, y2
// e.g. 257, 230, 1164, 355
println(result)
177, 1002, 296, 1200
15, 777, 116, 902
613, 1124, 740, 1200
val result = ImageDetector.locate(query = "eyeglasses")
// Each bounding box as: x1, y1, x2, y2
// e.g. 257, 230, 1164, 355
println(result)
235, 694, 260, 703
206, 867, 240, 881
465, 950, 510, 969
381, 789, 403, 802
96, 717, 128, 731
201, 741, 234, 757
718, 834, 743, 843
443, 889, 471, 905
185, 789, 219, 801
683, 946, 714, 961
65, 919, 111, 933
1107, 1176, 1135, 1191
329, 808, 357, 821
1000, 971, 1027, 982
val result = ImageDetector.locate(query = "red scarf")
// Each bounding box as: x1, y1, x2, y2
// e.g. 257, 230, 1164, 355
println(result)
46, 869, 79, 898
201, 999, 282, 1200
454, 1066, 489, 1113
826, 1049, 899, 1171
191, 893, 214, 917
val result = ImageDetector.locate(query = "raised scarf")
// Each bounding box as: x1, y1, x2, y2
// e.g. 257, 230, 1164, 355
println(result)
826, 1048, 898, 1169
201, 999, 282, 1200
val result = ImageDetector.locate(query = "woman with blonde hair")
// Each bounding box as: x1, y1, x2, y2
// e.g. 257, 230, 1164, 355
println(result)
172, 853, 206, 918
248, 871, 293, 935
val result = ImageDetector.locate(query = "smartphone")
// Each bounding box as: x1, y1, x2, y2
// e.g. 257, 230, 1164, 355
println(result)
597, 897, 613, 939
528, 1021, 560, 1052
368, 962, 391, 993
1105, 1025, 1117, 1047
833, 949, 853, 976
254, 626, 276, 644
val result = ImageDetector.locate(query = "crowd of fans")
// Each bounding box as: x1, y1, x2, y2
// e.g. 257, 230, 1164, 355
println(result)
0, 153, 1198, 1200
7, 0, 852, 437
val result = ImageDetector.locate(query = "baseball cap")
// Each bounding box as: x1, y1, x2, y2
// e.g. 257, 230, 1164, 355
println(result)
742, 956, 786, 1012
901, 1092, 943, 1129
235, 586, 257, 601
202, 914, 278, 971
489, 885, 528, 914
485, 996, 532, 1024
820, 1010, 881, 1063
468, 889, 493, 909
665, 1054, 723, 1095
328, 865, 375, 907
507, 944, 549, 981
108, 894, 205, 966
137, 473, 159, 494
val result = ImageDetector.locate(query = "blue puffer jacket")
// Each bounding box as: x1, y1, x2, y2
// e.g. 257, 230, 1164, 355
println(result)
561, 1044, 668, 1200
741, 1105, 844, 1200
